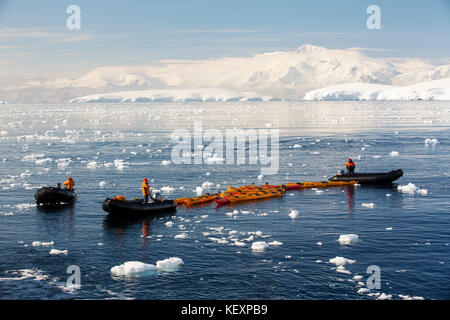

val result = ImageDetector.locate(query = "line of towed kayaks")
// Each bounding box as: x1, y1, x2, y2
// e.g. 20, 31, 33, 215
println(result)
34, 169, 403, 217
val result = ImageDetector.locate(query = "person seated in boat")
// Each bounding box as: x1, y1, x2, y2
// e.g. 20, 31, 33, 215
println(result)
64, 177, 75, 190
346, 158, 355, 175
56, 183, 61, 189
154, 192, 163, 202
142, 178, 154, 203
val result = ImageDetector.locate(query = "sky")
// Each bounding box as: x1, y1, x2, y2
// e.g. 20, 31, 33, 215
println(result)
0, 0, 449, 80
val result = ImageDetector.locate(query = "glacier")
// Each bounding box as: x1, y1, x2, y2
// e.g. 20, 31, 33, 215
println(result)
303, 78, 450, 101
70, 88, 275, 103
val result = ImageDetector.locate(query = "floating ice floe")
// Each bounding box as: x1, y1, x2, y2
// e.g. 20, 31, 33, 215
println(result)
22, 154, 45, 162
268, 241, 283, 246
165, 221, 174, 227
49, 249, 68, 255
329, 256, 356, 267
111, 261, 157, 277
160, 186, 175, 193
398, 294, 424, 300
357, 288, 370, 294
336, 266, 352, 274
397, 183, 428, 195
175, 233, 188, 239
113, 159, 129, 170
390, 151, 399, 157
155, 257, 184, 272
161, 160, 171, 166
251, 241, 269, 252
32, 241, 54, 247
288, 209, 299, 219
201, 181, 214, 189
195, 186, 203, 196
35, 158, 53, 165
361, 203, 375, 208
353, 275, 363, 281
86, 161, 98, 169
425, 138, 438, 146
338, 234, 359, 245
377, 293, 392, 300
99, 181, 107, 188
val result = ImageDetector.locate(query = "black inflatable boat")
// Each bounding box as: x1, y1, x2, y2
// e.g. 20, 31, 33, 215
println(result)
328, 169, 403, 184
34, 187, 77, 205
102, 198, 177, 216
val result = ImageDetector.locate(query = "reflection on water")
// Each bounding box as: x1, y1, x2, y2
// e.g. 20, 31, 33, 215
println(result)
345, 186, 355, 214
103, 210, 176, 231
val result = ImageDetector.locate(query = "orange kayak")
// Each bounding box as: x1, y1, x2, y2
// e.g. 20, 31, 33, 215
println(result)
285, 181, 358, 189
182, 193, 220, 206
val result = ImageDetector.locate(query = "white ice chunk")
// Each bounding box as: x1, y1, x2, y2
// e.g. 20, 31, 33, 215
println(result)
361, 203, 375, 208
161, 186, 175, 193
155, 257, 184, 271
288, 209, 299, 219
338, 234, 359, 245
201, 181, 214, 189
111, 261, 157, 277
251, 241, 269, 252
377, 293, 392, 300
268, 241, 283, 246
329, 256, 356, 267
49, 249, 68, 255
390, 151, 399, 157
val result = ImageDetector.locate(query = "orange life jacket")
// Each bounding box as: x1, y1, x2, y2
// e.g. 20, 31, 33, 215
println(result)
142, 181, 150, 196
346, 161, 355, 168
64, 178, 75, 190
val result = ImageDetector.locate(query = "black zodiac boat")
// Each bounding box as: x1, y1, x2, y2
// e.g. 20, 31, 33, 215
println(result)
328, 169, 403, 184
102, 198, 177, 216
34, 187, 77, 205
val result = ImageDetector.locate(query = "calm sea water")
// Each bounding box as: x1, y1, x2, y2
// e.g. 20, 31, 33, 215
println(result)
0, 101, 449, 300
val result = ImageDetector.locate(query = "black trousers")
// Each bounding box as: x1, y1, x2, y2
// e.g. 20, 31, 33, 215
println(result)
347, 167, 355, 174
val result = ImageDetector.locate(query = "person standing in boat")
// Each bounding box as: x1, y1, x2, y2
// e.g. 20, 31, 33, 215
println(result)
346, 158, 355, 175
64, 177, 75, 190
142, 178, 151, 203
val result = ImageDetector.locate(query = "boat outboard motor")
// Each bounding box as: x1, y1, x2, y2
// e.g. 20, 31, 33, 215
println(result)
337, 170, 344, 176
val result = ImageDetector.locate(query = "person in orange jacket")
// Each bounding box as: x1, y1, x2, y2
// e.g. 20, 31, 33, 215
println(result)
142, 178, 152, 203
64, 177, 75, 190
346, 158, 355, 175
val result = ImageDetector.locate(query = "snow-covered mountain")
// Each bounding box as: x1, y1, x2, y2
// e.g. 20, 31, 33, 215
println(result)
303, 77, 450, 101
2, 44, 450, 103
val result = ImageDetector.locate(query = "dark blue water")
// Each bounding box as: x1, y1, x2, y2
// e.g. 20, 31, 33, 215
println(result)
0, 102, 449, 299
